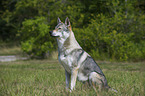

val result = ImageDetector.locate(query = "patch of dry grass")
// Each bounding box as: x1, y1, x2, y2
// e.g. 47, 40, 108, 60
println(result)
0, 45, 22, 56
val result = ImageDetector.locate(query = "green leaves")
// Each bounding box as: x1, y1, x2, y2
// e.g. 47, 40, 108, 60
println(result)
75, 10, 144, 61
20, 16, 54, 58
0, 0, 144, 61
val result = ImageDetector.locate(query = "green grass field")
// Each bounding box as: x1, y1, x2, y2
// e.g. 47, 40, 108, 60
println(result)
0, 60, 144, 96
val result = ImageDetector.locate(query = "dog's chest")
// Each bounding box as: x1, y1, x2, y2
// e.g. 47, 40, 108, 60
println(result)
58, 54, 74, 73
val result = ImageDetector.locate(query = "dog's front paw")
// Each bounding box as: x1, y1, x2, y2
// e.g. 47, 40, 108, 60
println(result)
69, 88, 75, 92
69, 89, 72, 93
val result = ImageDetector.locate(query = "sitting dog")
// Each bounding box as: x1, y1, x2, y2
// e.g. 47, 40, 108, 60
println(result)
49, 17, 117, 92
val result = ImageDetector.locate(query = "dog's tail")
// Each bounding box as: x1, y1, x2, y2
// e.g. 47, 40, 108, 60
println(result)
105, 85, 118, 93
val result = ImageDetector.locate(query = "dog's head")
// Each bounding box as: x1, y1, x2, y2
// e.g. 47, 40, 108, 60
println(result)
49, 17, 72, 39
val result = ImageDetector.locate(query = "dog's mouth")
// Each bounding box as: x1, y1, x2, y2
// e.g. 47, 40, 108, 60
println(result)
49, 31, 59, 37
49, 31, 55, 37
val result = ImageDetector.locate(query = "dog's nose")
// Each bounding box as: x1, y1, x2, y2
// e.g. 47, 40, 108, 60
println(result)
49, 31, 52, 34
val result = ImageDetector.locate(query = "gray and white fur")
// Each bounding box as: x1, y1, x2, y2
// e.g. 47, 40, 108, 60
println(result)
49, 17, 117, 92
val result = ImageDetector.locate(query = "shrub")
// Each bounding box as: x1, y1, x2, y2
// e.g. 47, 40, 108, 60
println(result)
20, 16, 55, 58
74, 12, 144, 61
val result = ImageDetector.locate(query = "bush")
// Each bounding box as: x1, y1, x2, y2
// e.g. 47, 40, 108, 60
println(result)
74, 12, 145, 61
20, 16, 55, 58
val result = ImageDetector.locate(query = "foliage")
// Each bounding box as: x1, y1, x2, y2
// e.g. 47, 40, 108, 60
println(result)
75, 12, 145, 61
20, 16, 54, 58
0, 0, 144, 61
74, 0, 145, 61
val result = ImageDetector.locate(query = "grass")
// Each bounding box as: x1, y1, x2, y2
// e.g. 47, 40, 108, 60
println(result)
0, 60, 144, 96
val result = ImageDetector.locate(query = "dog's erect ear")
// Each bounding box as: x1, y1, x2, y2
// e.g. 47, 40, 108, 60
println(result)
57, 17, 61, 24
65, 17, 71, 27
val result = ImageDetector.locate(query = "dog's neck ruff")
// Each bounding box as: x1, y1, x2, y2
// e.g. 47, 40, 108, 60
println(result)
57, 31, 82, 56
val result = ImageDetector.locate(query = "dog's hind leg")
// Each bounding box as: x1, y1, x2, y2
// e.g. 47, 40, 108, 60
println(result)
89, 75, 101, 96
65, 70, 70, 90
89, 72, 104, 91
70, 67, 79, 91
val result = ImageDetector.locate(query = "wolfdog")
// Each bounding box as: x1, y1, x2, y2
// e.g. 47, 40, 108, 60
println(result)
49, 17, 117, 93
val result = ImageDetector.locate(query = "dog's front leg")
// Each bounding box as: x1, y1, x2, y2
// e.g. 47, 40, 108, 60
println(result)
70, 67, 78, 91
65, 70, 70, 90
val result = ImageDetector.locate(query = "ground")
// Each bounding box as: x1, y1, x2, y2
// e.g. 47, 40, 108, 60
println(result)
0, 59, 144, 96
